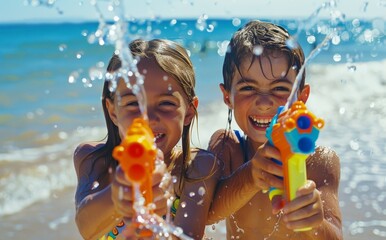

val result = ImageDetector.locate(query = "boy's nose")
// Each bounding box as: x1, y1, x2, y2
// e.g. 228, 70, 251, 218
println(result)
255, 94, 273, 111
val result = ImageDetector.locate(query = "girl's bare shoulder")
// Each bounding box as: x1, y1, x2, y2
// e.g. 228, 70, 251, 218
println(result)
73, 142, 105, 171
186, 148, 221, 178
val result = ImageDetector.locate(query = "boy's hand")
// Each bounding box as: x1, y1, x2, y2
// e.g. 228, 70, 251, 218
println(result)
281, 180, 324, 230
111, 150, 169, 219
250, 142, 284, 191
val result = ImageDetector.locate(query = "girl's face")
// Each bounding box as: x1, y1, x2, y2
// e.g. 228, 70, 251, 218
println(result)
221, 52, 306, 144
106, 58, 197, 158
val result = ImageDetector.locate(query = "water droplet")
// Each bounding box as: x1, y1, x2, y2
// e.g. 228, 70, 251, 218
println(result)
58, 44, 67, 52
207, 24, 215, 32
92, 181, 100, 190
286, 38, 298, 49
68, 71, 80, 84
253, 45, 263, 56
198, 186, 206, 196
332, 35, 341, 45
172, 227, 183, 236
350, 139, 360, 150
189, 192, 195, 197
232, 18, 241, 27
167, 84, 172, 91
163, 75, 168, 81
180, 201, 186, 208
352, 19, 361, 27
183, 213, 188, 217
339, 107, 345, 115
333, 54, 342, 62
172, 176, 177, 183
76, 51, 84, 59
307, 35, 316, 44
170, 19, 177, 26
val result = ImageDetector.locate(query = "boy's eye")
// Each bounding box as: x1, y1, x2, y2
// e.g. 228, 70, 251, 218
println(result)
160, 101, 176, 106
239, 85, 254, 91
272, 86, 291, 92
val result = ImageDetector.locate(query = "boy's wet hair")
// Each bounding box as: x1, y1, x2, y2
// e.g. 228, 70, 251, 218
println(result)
98, 39, 197, 186
222, 20, 306, 91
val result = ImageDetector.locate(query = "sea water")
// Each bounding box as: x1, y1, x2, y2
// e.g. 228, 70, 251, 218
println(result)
0, 14, 386, 240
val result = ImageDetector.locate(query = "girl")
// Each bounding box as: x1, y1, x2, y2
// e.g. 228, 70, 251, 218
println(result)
74, 39, 220, 239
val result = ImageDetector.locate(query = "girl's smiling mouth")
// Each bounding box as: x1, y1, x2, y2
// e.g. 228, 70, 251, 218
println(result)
154, 133, 166, 144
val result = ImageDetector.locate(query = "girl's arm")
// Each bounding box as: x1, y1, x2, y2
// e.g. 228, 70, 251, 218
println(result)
74, 143, 122, 239
173, 150, 220, 239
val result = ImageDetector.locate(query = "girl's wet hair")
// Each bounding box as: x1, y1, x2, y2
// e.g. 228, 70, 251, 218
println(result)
222, 20, 306, 92
98, 39, 197, 189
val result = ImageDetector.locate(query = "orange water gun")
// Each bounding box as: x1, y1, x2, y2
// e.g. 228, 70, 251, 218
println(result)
266, 101, 324, 231
112, 117, 157, 237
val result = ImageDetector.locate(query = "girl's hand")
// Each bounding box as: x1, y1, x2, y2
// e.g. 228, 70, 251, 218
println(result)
250, 142, 284, 191
111, 150, 170, 219
281, 180, 324, 230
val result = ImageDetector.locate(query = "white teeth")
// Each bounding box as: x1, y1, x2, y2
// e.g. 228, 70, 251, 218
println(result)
250, 116, 271, 124
154, 133, 164, 140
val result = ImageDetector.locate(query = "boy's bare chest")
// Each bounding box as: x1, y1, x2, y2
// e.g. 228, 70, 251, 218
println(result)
227, 193, 298, 239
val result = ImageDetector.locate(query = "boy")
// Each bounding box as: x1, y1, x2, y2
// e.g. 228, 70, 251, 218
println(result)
207, 20, 342, 239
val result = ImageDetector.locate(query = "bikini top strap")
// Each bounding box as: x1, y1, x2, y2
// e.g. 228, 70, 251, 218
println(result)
234, 130, 249, 163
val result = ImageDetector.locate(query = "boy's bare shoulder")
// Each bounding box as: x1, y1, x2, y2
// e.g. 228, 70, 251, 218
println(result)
308, 146, 340, 186
208, 129, 240, 151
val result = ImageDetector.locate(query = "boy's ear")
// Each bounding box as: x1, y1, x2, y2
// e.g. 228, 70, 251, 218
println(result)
105, 98, 118, 126
299, 83, 310, 103
220, 83, 233, 109
184, 96, 198, 126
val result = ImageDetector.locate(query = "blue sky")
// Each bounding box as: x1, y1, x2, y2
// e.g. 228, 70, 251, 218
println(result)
1, 0, 385, 23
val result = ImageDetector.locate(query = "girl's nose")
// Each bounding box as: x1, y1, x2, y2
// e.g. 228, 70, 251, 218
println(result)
146, 107, 159, 123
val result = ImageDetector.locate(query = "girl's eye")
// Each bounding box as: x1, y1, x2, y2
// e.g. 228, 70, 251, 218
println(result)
119, 100, 140, 110
159, 101, 178, 111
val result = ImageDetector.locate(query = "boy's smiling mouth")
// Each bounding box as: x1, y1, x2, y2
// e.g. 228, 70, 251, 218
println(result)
249, 116, 272, 128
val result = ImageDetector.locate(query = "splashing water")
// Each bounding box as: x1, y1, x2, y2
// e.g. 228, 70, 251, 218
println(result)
16, 1, 386, 240
284, 0, 345, 110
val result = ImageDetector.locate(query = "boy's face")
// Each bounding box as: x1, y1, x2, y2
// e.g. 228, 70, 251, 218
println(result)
222, 52, 299, 144
106, 58, 197, 158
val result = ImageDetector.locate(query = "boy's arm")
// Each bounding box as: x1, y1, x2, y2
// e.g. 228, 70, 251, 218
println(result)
206, 130, 283, 224
74, 143, 122, 239
305, 147, 342, 239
